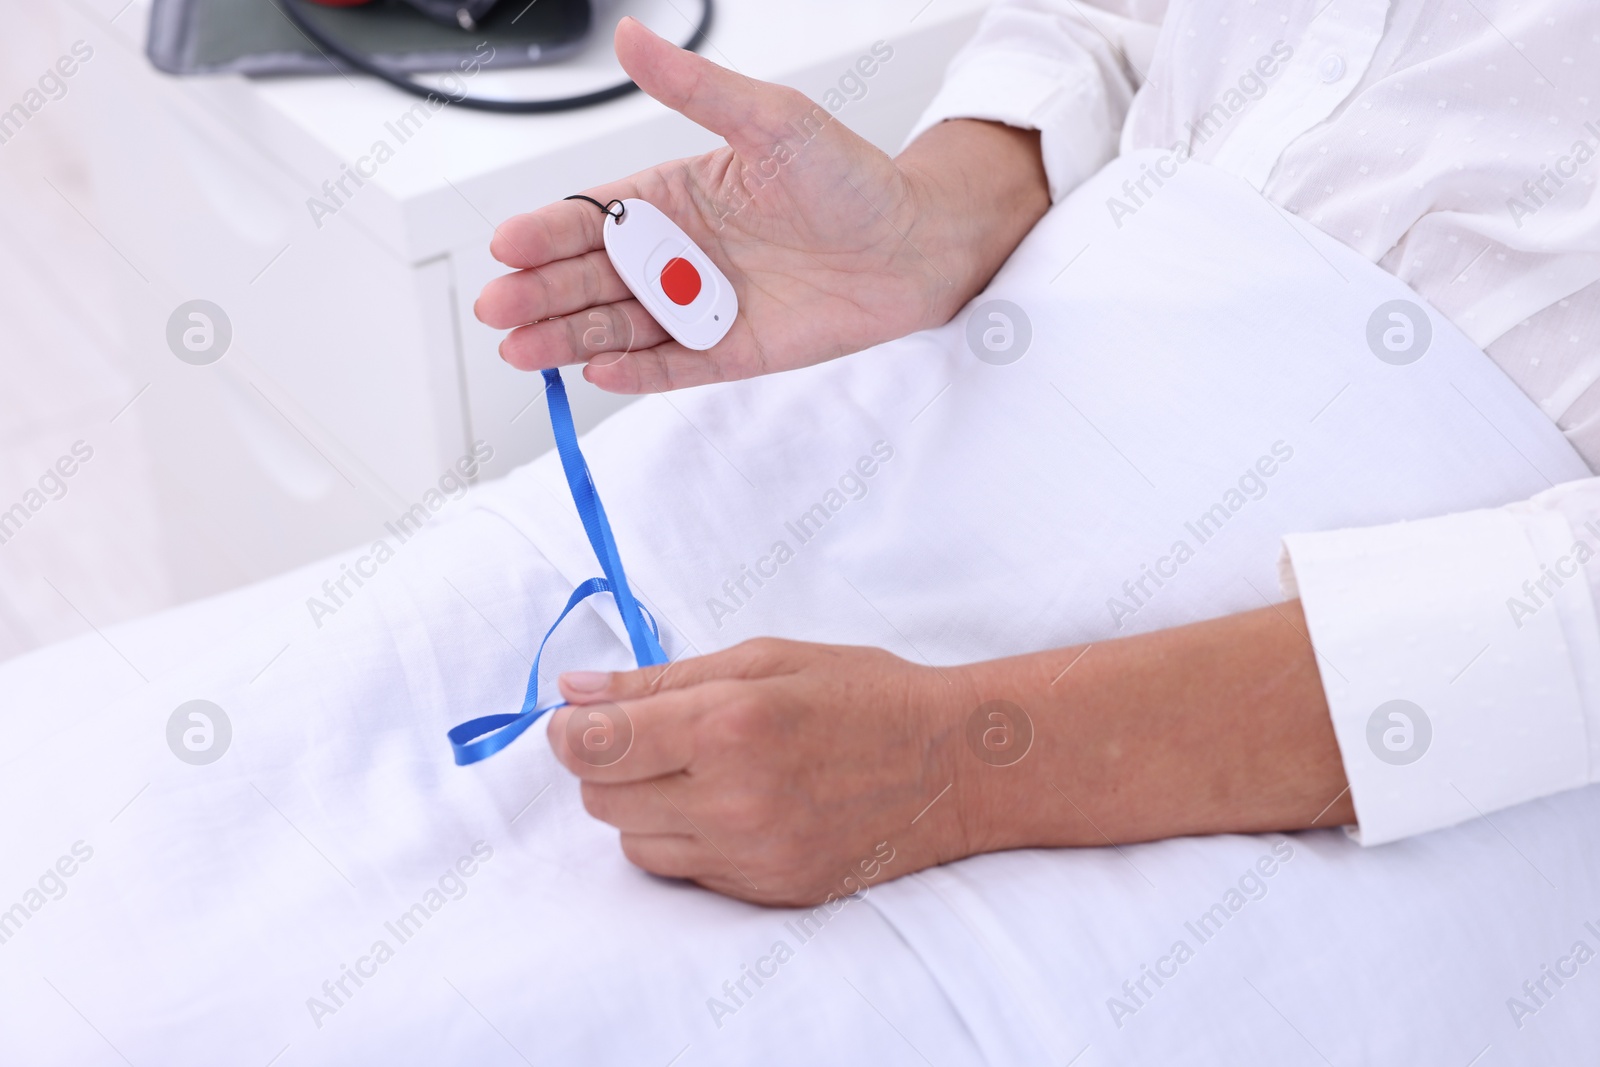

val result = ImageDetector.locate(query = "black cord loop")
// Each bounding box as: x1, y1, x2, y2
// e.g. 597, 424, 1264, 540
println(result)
563, 194, 626, 220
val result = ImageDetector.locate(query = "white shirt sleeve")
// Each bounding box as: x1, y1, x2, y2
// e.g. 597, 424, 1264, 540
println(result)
909, 0, 1600, 846
1280, 477, 1600, 845
901, 0, 1168, 203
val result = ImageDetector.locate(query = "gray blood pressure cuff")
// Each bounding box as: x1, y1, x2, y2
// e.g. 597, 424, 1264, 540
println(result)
146, 0, 590, 76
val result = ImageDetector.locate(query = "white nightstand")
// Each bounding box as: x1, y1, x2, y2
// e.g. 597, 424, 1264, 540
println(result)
51, 0, 984, 604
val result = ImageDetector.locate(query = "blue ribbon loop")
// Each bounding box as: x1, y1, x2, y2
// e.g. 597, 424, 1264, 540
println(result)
448, 369, 667, 766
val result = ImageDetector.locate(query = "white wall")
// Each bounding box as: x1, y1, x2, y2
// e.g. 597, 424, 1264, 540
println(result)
0, 3, 172, 661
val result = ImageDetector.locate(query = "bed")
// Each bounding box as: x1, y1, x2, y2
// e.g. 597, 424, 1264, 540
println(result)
2, 156, 1595, 1066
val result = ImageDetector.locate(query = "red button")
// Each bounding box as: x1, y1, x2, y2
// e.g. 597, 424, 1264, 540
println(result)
659, 257, 702, 306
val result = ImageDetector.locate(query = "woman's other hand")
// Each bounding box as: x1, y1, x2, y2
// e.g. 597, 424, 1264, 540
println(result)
547, 602, 1355, 907
547, 639, 990, 907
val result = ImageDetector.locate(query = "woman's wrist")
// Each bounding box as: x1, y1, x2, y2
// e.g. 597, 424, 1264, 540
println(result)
894, 118, 1051, 326
945, 601, 1357, 855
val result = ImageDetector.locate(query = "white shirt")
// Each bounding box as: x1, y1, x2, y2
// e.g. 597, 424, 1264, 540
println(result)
907, 0, 1600, 843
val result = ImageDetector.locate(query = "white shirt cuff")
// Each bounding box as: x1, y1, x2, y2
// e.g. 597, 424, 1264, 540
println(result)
1280, 495, 1600, 845
900, 3, 1156, 203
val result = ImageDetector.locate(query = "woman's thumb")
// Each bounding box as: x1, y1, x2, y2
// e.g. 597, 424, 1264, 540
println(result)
614, 16, 811, 150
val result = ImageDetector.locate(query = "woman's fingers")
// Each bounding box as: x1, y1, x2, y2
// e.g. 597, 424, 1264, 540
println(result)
489, 200, 601, 269
581, 778, 696, 834
620, 831, 764, 898
559, 638, 806, 704
487, 178, 638, 269
617, 832, 718, 881
498, 299, 671, 370
614, 16, 813, 152
495, 296, 755, 383
547, 690, 704, 784
581, 335, 756, 393
475, 249, 632, 329
487, 272, 760, 386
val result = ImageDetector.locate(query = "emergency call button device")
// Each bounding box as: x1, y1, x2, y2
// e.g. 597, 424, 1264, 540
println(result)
602, 198, 738, 351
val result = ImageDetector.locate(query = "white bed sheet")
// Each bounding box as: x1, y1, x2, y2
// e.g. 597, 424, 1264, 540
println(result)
2, 157, 1596, 1065
3, 532, 1595, 1066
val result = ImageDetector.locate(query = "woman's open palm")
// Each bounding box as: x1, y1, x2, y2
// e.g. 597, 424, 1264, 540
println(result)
474, 17, 959, 393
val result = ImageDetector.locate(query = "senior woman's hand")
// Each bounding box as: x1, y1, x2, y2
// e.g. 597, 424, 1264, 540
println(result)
474, 17, 1049, 395
547, 639, 990, 907
550, 603, 1358, 906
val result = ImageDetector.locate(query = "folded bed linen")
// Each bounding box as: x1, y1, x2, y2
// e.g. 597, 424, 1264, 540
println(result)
0, 154, 1594, 1065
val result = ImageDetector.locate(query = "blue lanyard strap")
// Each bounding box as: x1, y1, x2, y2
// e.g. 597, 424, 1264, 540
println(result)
540, 369, 667, 668
447, 369, 667, 766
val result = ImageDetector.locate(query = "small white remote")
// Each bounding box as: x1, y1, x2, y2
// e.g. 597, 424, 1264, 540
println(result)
602, 198, 738, 351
